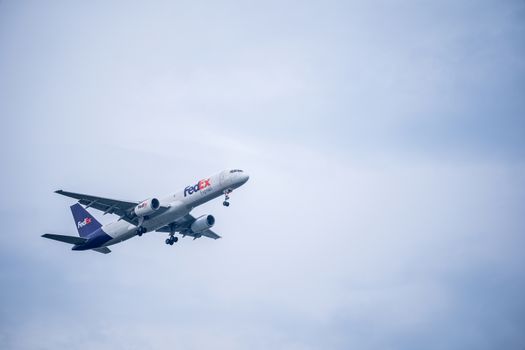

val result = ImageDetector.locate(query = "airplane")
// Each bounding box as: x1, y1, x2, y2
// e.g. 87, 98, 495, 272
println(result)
42, 169, 249, 254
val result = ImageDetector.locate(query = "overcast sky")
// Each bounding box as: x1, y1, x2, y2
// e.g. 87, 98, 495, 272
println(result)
1, 1, 524, 349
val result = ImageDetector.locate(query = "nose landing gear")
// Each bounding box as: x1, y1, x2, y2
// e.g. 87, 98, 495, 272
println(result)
223, 189, 232, 207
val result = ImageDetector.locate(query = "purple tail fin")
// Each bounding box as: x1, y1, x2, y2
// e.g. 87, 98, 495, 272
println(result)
70, 203, 102, 238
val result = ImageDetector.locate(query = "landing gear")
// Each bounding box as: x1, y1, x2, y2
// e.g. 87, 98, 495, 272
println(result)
137, 216, 147, 236
137, 226, 147, 236
165, 223, 178, 246
165, 236, 178, 245
223, 189, 232, 207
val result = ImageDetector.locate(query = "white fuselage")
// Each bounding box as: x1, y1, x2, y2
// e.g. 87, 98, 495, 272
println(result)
101, 169, 249, 246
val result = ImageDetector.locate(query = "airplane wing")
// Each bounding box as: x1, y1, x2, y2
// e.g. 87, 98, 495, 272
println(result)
55, 190, 137, 219
55, 190, 168, 225
200, 229, 221, 239
156, 214, 222, 239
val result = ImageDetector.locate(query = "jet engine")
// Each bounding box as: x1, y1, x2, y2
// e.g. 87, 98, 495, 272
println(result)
134, 198, 160, 217
190, 215, 215, 233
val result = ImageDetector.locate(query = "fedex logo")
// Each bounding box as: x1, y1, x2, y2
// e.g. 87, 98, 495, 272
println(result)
184, 178, 211, 197
77, 217, 92, 229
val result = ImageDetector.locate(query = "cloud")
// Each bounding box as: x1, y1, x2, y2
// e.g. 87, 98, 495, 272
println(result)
1, 0, 524, 349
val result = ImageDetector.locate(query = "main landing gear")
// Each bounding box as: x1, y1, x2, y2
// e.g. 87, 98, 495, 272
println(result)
223, 189, 232, 207
165, 223, 178, 246
137, 216, 148, 236
136, 226, 147, 236
165, 236, 178, 245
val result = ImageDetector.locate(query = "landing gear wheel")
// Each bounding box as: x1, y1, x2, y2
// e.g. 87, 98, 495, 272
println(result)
137, 227, 147, 236
165, 236, 178, 245
223, 189, 232, 207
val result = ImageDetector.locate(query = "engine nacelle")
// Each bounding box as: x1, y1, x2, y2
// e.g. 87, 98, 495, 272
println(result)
134, 198, 160, 217
191, 215, 215, 233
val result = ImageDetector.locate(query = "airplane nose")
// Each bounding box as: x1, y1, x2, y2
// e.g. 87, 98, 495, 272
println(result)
241, 173, 250, 183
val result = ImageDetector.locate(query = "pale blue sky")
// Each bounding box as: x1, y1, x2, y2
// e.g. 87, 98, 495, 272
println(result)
1, 1, 524, 349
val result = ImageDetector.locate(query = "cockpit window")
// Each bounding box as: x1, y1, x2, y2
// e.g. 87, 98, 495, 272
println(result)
229, 169, 243, 173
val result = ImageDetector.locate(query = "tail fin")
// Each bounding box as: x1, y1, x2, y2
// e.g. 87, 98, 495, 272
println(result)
70, 203, 102, 237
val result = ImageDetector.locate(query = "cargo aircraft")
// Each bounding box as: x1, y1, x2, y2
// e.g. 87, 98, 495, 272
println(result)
42, 169, 249, 254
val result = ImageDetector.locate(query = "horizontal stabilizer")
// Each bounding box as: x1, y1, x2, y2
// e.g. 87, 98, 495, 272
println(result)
92, 247, 111, 254
42, 233, 87, 245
